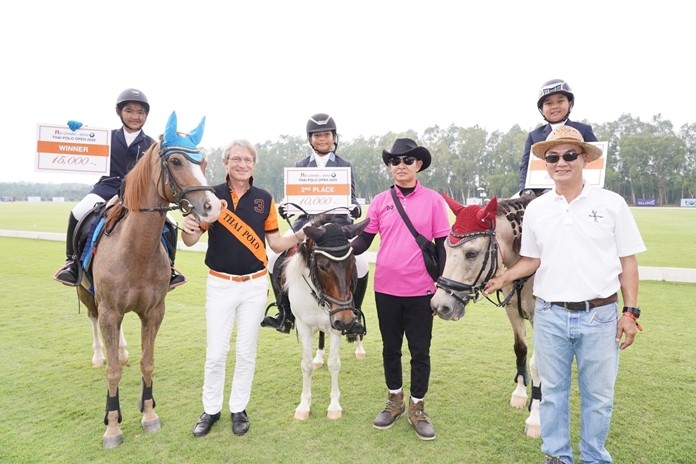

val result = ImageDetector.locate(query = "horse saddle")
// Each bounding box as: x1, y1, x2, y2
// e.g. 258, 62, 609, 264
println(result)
73, 198, 125, 289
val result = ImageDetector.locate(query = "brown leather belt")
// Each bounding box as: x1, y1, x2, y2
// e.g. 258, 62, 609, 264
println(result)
209, 268, 268, 282
550, 293, 618, 311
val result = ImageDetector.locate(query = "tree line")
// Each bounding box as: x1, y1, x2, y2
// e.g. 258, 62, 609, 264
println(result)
4, 113, 695, 205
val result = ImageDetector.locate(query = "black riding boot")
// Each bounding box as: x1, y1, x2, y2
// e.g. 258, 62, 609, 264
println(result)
261, 273, 295, 334
165, 218, 186, 290
53, 213, 79, 286
346, 273, 369, 340
353, 272, 369, 311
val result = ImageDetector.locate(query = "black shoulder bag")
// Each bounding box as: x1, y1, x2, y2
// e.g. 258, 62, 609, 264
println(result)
390, 187, 439, 281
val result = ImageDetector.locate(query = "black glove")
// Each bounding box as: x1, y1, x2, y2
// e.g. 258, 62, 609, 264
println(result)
349, 204, 362, 219
278, 203, 293, 220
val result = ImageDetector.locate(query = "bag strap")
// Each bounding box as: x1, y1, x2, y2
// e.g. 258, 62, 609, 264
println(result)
390, 186, 420, 240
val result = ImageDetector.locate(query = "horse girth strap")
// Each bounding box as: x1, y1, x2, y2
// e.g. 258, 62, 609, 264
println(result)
216, 208, 268, 266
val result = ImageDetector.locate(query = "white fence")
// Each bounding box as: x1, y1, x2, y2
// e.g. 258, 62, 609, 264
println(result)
1, 229, 693, 283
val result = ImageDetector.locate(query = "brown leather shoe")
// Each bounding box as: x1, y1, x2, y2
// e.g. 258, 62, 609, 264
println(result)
408, 398, 435, 440
373, 390, 405, 429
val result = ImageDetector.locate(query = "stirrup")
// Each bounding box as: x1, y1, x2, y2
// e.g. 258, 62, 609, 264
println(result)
276, 317, 294, 334
53, 261, 79, 287
260, 303, 279, 328
169, 269, 187, 290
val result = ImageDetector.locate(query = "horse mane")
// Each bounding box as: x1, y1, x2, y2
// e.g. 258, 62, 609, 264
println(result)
104, 142, 159, 230
496, 197, 532, 256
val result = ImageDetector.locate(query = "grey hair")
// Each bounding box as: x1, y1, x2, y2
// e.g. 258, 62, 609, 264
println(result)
222, 139, 257, 162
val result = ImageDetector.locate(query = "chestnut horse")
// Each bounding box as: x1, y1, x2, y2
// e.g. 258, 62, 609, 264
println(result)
282, 216, 369, 420
430, 195, 541, 438
76, 112, 222, 448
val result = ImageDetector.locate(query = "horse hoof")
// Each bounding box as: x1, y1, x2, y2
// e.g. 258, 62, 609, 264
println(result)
92, 359, 104, 368
355, 352, 366, 360
142, 417, 161, 432
327, 410, 342, 420
509, 396, 527, 409
103, 433, 123, 449
294, 410, 310, 421
312, 361, 324, 369
524, 424, 541, 438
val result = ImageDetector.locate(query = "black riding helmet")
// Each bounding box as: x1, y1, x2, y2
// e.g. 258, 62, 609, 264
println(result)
306, 113, 339, 154
115, 88, 150, 115
536, 79, 574, 122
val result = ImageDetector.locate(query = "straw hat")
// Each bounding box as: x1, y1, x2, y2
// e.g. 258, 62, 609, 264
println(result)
531, 126, 602, 162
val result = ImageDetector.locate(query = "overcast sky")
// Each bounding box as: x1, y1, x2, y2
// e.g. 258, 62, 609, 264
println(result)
4, 0, 692, 184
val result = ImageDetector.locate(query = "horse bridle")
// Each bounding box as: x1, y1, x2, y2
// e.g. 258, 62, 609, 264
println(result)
303, 242, 366, 336
435, 225, 533, 318
435, 227, 500, 306
139, 145, 215, 216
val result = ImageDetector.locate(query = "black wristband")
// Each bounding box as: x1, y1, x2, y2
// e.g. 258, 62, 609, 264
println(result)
622, 306, 641, 319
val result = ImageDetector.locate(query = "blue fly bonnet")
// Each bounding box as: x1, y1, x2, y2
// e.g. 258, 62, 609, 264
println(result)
160, 111, 206, 164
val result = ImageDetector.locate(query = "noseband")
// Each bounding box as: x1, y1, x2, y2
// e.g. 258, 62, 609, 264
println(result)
435, 227, 499, 306
304, 242, 366, 336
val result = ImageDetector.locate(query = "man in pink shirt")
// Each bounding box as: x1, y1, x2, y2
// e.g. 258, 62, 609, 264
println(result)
351, 138, 450, 440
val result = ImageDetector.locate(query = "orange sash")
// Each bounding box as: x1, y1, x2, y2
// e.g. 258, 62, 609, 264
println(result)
216, 208, 268, 266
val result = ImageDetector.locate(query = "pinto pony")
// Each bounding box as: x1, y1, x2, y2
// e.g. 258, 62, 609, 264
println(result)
76, 112, 221, 448
281, 216, 369, 420
430, 195, 541, 438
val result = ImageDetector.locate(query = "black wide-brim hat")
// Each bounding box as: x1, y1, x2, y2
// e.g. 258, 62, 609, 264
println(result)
382, 137, 431, 172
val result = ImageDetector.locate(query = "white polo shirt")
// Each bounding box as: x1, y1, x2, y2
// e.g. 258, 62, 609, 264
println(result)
521, 184, 646, 302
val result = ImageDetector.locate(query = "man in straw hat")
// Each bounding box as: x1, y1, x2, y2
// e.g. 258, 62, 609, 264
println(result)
350, 138, 449, 441
484, 126, 646, 463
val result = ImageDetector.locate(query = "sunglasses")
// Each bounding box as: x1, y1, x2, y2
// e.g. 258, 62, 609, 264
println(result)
544, 151, 583, 164
388, 156, 417, 166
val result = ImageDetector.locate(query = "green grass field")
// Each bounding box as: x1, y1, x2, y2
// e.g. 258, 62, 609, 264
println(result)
0, 203, 695, 463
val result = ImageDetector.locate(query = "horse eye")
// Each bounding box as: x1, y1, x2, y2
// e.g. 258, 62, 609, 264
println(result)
170, 157, 182, 167
317, 262, 330, 272
465, 251, 478, 260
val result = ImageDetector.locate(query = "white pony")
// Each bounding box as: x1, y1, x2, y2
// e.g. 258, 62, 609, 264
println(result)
282, 216, 369, 420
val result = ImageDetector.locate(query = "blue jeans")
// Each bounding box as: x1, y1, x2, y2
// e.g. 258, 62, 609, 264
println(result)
534, 298, 620, 464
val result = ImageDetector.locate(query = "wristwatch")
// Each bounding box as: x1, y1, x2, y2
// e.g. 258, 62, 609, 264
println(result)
622, 306, 641, 318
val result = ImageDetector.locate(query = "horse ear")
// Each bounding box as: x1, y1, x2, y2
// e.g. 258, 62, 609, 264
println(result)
442, 193, 465, 215
476, 196, 498, 222
303, 225, 325, 242
342, 218, 370, 239
163, 111, 178, 146
188, 116, 206, 146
